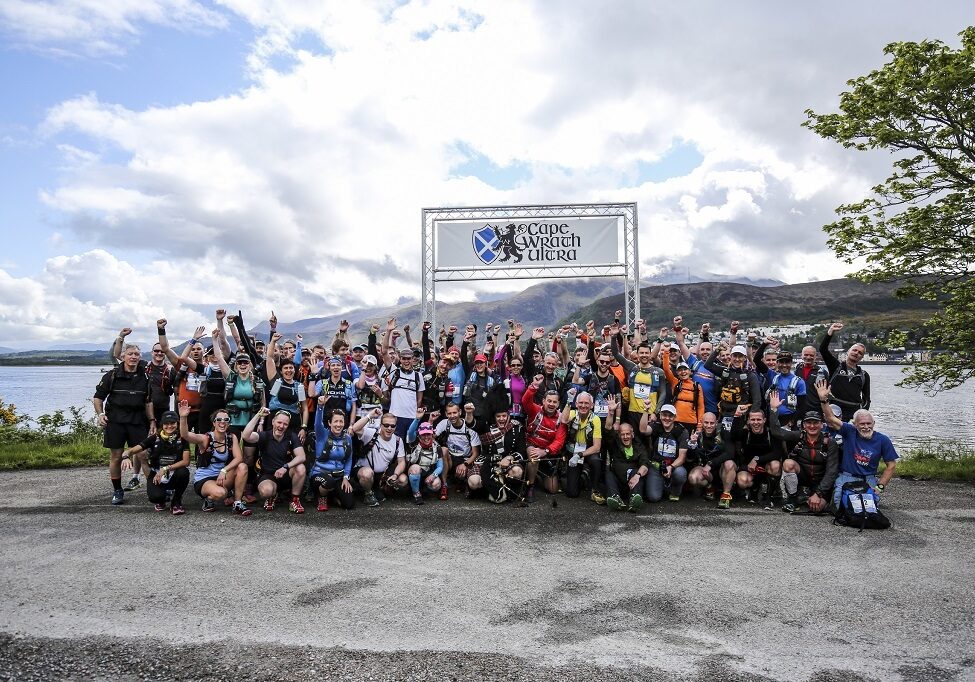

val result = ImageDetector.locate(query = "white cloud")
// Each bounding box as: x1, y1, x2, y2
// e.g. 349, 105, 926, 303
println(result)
6, 0, 973, 344
0, 0, 228, 57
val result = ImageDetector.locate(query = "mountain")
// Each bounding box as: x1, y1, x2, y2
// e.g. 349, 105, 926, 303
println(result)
559, 278, 939, 332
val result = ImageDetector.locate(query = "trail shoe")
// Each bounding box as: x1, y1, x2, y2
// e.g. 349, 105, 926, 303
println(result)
111, 490, 124, 505
233, 501, 253, 517
628, 493, 644, 513
289, 496, 305, 514
170, 504, 185, 516
263, 497, 275, 512
414, 492, 425, 505
717, 492, 732, 510
317, 497, 329, 512
668, 494, 681, 502
782, 494, 798, 514
123, 476, 141, 492
364, 491, 380, 507
590, 491, 607, 506
606, 495, 624, 511
201, 499, 216, 512
439, 486, 448, 501
154, 502, 167, 512
703, 488, 716, 501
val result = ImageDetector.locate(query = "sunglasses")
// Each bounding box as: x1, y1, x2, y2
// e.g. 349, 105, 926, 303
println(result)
381, 423, 397, 428
213, 417, 231, 423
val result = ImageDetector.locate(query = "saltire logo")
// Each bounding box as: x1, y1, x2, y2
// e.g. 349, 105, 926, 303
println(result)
472, 225, 499, 265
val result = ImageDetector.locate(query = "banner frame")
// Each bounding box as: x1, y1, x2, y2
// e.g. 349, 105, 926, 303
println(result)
421, 202, 639, 331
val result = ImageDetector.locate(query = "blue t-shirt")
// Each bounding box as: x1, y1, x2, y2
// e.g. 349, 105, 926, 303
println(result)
770, 372, 807, 417
688, 353, 718, 414
838, 422, 898, 476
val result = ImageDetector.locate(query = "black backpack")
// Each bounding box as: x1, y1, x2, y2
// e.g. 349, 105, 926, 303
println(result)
833, 480, 891, 532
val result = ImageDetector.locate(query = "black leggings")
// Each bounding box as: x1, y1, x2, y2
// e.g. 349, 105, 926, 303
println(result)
146, 468, 190, 506
311, 474, 356, 509
565, 454, 604, 497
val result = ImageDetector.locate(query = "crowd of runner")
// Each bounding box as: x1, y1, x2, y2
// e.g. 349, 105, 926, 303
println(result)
94, 310, 897, 518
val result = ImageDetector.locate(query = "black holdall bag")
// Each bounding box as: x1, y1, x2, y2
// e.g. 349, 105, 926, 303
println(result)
833, 479, 891, 532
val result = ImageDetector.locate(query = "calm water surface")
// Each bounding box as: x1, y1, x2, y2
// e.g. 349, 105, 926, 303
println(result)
0, 364, 972, 448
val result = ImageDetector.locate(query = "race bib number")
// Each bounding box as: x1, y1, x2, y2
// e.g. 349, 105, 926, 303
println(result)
362, 404, 382, 429
511, 402, 522, 416
633, 383, 652, 400
594, 400, 609, 417
721, 416, 733, 432
658, 439, 677, 458
573, 442, 586, 455
863, 495, 878, 513
185, 372, 200, 392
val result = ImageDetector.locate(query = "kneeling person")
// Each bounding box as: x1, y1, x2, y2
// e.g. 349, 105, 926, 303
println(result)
480, 408, 526, 503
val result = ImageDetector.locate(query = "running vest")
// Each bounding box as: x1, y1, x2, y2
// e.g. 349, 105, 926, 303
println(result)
564, 413, 595, 455
198, 431, 235, 468
627, 365, 661, 412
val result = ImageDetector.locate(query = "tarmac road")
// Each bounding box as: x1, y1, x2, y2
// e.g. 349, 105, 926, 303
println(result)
0, 468, 972, 682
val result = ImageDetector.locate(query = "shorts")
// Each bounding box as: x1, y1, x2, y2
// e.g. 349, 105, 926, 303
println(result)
257, 472, 293, 492
449, 455, 479, 479
194, 476, 219, 497
311, 472, 345, 491
104, 421, 148, 450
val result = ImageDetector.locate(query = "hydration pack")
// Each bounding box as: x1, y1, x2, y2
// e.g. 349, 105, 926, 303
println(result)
833, 480, 890, 532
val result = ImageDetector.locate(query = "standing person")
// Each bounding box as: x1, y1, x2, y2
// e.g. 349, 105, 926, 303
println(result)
242, 408, 308, 514
819, 322, 871, 421
157, 320, 207, 437
610, 326, 666, 437
382, 319, 425, 440
814, 380, 897, 508
266, 333, 309, 443
713, 345, 762, 436
120, 410, 190, 515
94, 337, 155, 505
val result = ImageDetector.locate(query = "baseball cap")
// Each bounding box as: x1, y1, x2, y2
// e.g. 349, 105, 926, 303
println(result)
802, 411, 823, 422
160, 410, 179, 423
731, 345, 748, 356
328, 356, 343, 366
474, 353, 488, 363
352, 344, 366, 352
676, 361, 690, 370
659, 404, 677, 415
399, 348, 414, 357
447, 345, 460, 355
363, 354, 378, 366
418, 422, 434, 435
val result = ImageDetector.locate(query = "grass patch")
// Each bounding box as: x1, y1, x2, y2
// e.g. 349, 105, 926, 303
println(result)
0, 439, 104, 469
887, 439, 975, 483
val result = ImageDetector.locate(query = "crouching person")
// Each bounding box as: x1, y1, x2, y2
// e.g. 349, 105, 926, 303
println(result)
309, 403, 356, 511
179, 401, 249, 515
242, 408, 307, 514
604, 422, 650, 513
352, 408, 407, 507
769, 392, 839, 513
561, 390, 604, 502
405, 417, 444, 504
122, 410, 190, 515
479, 408, 526, 504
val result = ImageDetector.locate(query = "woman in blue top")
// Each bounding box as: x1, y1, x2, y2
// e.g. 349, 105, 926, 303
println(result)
178, 400, 251, 516
310, 399, 358, 511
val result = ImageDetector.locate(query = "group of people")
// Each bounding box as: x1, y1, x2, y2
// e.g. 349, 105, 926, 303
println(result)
93, 310, 897, 519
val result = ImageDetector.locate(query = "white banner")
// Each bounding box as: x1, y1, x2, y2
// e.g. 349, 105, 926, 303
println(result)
435, 216, 620, 269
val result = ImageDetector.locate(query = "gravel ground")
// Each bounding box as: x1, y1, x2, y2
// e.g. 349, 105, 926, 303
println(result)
0, 468, 973, 682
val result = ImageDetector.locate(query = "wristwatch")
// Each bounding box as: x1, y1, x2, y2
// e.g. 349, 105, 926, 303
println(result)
876, 483, 885, 492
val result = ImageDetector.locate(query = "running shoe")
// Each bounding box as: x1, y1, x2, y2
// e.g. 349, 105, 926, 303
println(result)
154, 502, 167, 512
781, 495, 798, 514
264, 498, 275, 512
606, 495, 624, 511
590, 491, 607, 505
717, 492, 732, 510
668, 494, 681, 502
233, 501, 252, 517
439, 485, 448, 501
123, 476, 141, 491
289, 497, 305, 514
703, 489, 716, 501
414, 492, 424, 506
202, 499, 216, 512
111, 489, 124, 506
364, 491, 380, 508
170, 505, 185, 516
317, 497, 329, 512
628, 493, 644, 513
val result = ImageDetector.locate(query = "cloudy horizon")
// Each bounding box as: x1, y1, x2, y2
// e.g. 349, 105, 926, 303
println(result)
1, 0, 971, 348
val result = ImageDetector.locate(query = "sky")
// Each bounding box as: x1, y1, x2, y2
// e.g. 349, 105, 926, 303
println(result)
0, 0, 971, 349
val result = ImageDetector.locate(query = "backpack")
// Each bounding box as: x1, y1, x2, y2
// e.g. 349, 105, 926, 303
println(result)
833, 480, 891, 532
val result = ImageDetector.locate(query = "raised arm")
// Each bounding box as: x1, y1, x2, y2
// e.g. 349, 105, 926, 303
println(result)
178, 400, 209, 446
819, 322, 841, 375
215, 309, 233, 357
266, 332, 281, 381
814, 378, 842, 431
211, 329, 232, 377
111, 327, 131, 363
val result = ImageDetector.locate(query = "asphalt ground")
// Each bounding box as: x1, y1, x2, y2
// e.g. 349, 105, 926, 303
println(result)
0, 468, 973, 682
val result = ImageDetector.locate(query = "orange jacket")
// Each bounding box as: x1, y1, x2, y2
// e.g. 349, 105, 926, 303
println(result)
662, 361, 705, 429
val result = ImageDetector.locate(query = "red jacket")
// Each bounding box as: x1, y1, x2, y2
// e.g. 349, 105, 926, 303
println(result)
522, 385, 567, 456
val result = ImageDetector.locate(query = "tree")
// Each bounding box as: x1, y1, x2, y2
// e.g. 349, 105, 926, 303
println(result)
804, 27, 975, 393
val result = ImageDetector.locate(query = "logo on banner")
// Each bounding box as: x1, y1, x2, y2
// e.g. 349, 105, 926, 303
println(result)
472, 225, 500, 265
